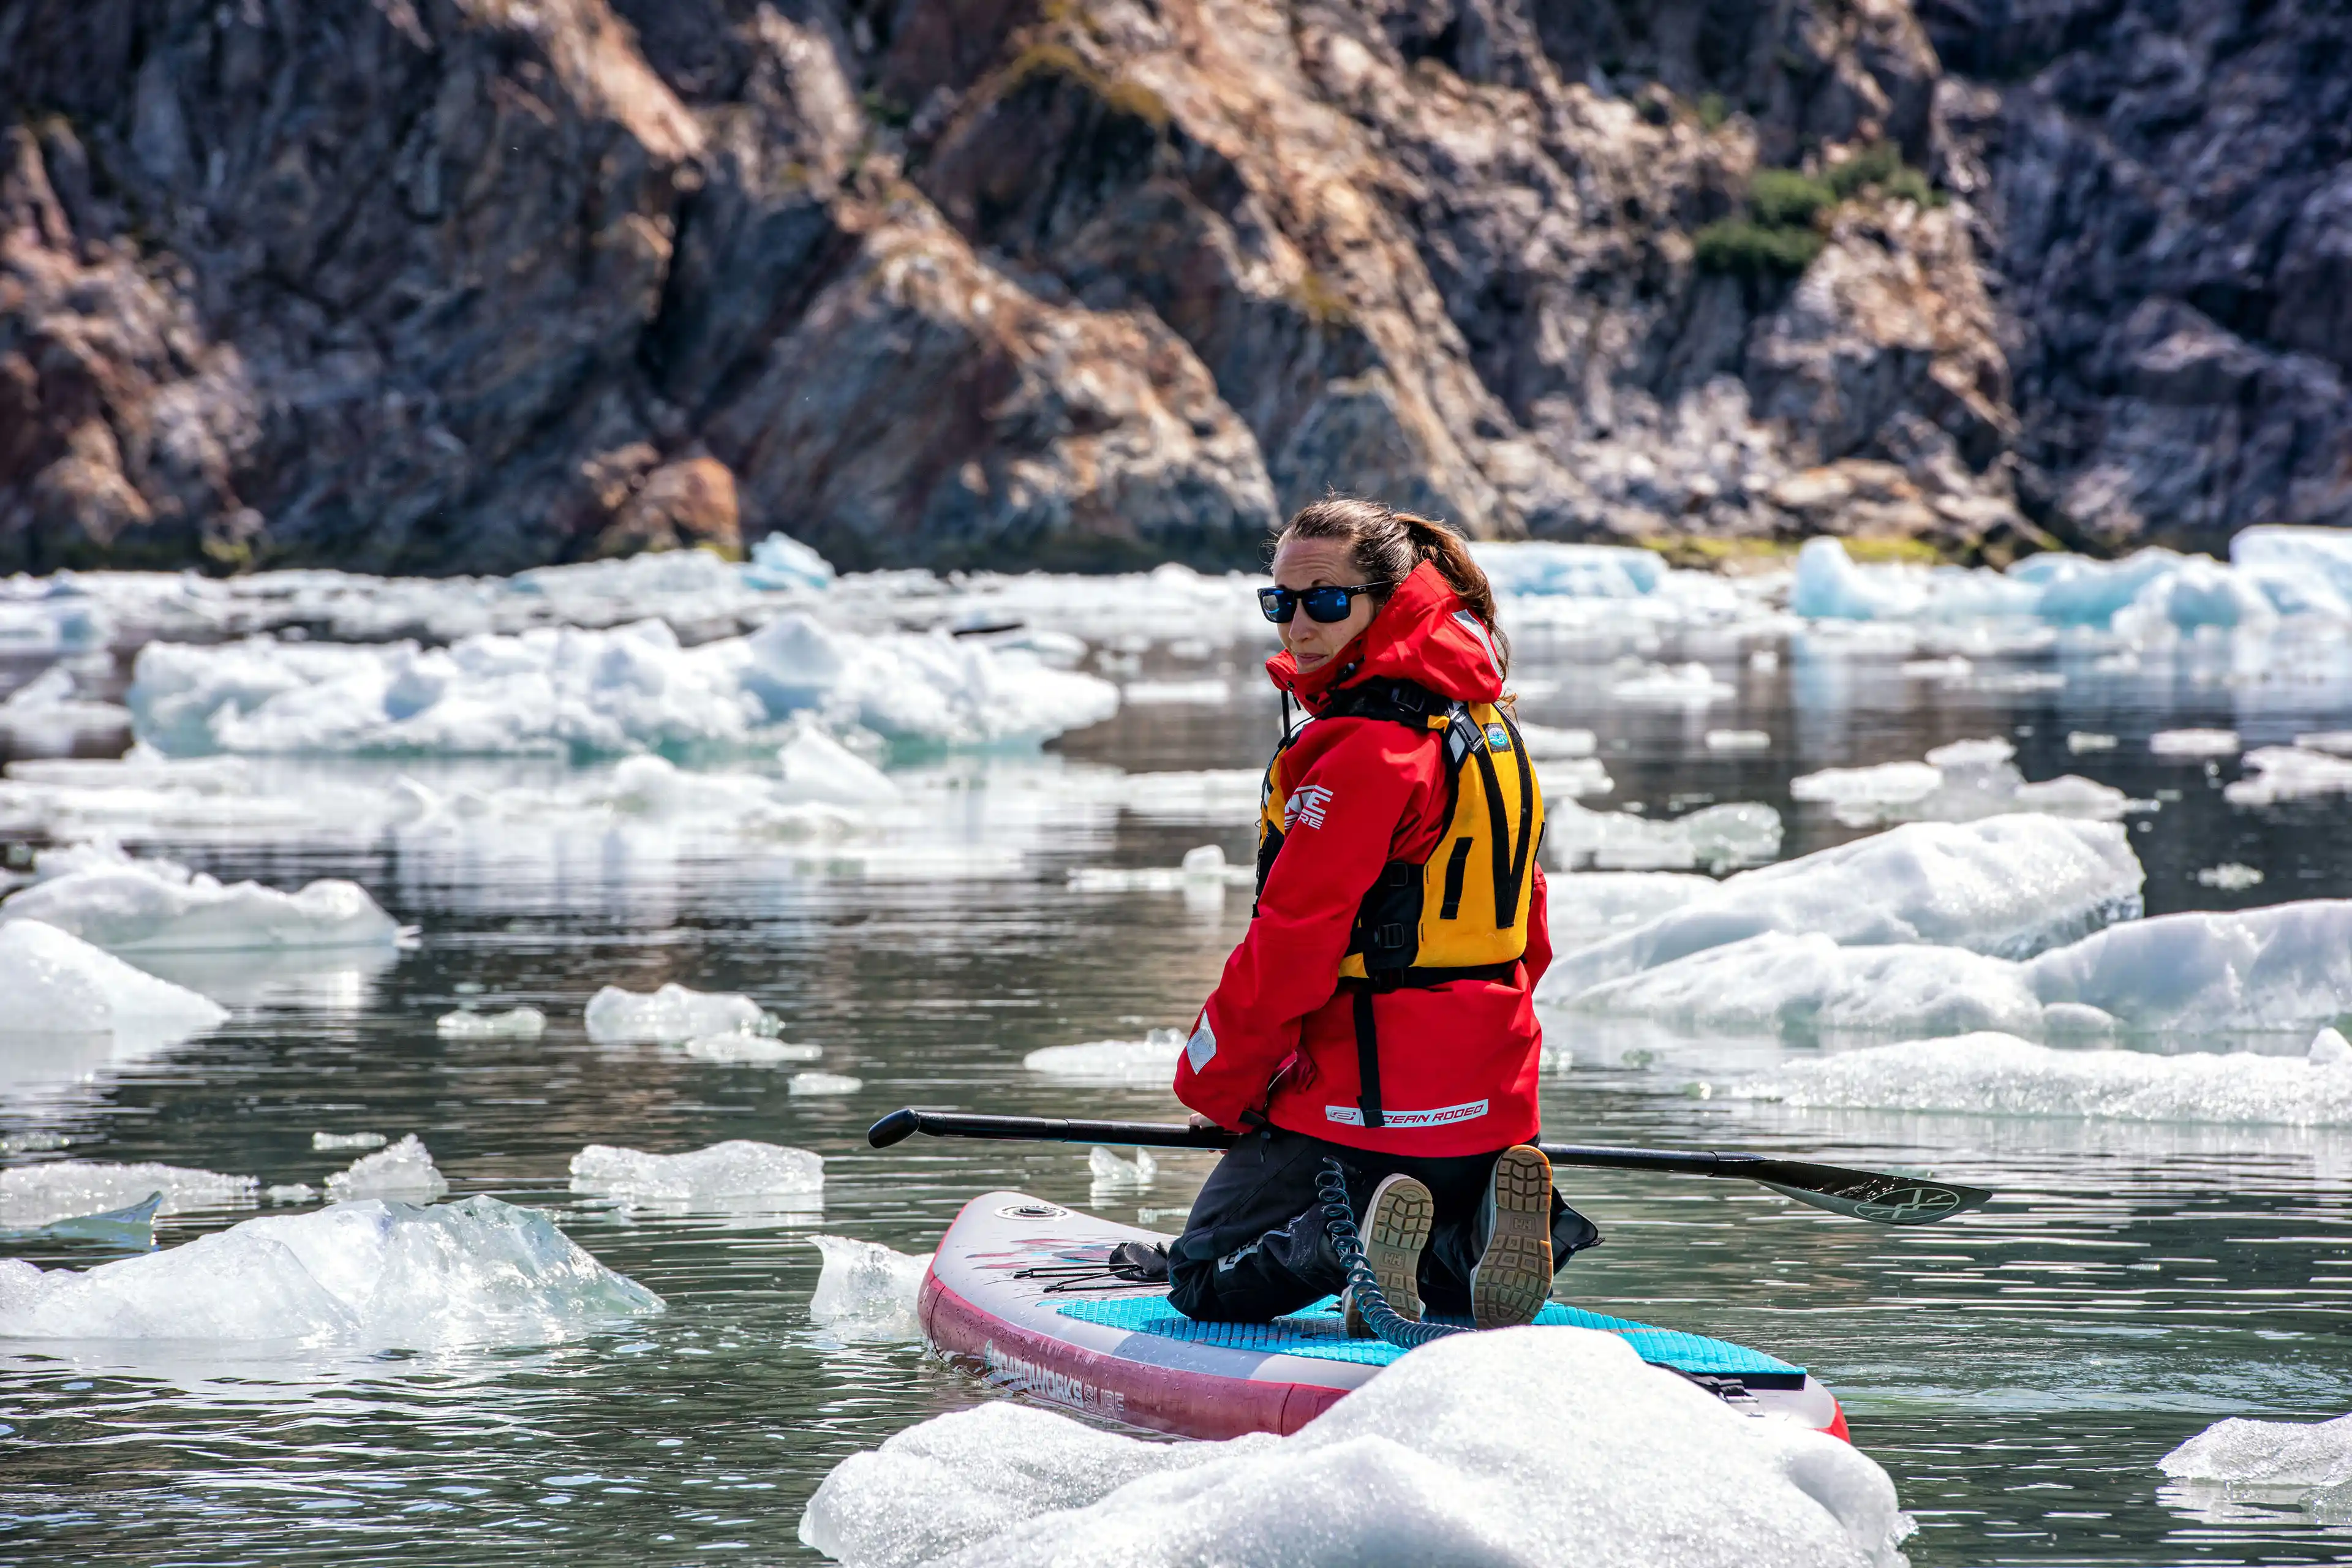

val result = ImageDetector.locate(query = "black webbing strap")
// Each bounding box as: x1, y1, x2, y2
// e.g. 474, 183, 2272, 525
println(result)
1344, 962, 1521, 1130
1351, 986, 1384, 1129
1469, 740, 1514, 927
1502, 712, 1535, 927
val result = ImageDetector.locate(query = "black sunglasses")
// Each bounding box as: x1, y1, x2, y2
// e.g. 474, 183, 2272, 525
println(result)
1257, 582, 1389, 624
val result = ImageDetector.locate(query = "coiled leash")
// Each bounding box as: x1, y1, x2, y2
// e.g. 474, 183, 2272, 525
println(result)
1316, 1157, 1469, 1349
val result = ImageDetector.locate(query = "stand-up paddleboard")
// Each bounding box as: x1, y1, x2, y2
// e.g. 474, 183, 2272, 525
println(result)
921, 1191, 1849, 1443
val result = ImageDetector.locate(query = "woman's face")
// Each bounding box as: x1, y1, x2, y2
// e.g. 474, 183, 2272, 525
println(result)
1269, 535, 1379, 672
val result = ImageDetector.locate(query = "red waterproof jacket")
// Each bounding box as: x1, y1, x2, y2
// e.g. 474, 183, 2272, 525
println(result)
1174, 563, 1551, 1156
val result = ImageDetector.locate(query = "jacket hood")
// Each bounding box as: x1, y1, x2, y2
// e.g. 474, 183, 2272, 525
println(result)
1266, 561, 1506, 713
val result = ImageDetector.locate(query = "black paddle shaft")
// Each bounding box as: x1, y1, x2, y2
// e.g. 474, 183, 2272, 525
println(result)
864, 1109, 1992, 1226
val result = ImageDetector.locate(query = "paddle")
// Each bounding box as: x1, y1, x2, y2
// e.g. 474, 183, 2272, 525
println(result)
866, 1107, 1992, 1226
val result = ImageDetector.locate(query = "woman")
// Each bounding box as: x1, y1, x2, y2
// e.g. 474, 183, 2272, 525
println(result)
1159, 497, 1597, 1333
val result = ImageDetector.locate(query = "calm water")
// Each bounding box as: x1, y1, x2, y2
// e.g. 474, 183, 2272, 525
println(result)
6, 631, 2352, 1567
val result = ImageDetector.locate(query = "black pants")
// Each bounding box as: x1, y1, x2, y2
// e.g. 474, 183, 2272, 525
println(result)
1167, 1125, 1601, 1324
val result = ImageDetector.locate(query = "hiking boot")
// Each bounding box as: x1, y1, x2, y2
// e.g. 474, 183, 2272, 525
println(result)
1341, 1173, 1434, 1338
1471, 1144, 1554, 1330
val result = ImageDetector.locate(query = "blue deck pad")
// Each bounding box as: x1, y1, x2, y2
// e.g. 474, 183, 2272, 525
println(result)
1057, 1294, 1804, 1379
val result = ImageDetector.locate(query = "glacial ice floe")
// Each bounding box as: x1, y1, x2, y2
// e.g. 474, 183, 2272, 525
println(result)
0, 844, 401, 953
1538, 815, 2144, 1000
567, 1140, 824, 1205
1545, 871, 1721, 951
1087, 1146, 1158, 1194
2162, 1410, 2352, 1491
311, 1131, 386, 1152
788, 1071, 862, 1095
1022, 1029, 1187, 1084
2150, 728, 2241, 758
324, 1134, 449, 1204
1066, 844, 1254, 892
682, 1032, 822, 1065
582, 982, 772, 1045
1735, 1030, 2352, 1125
1546, 799, 1782, 873
0, 919, 229, 1052
805, 1235, 930, 1341
1558, 897, 2352, 1042
0, 1195, 661, 1346
126, 612, 1119, 759
0, 665, 132, 749
798, 1327, 1910, 1568
435, 1006, 548, 1040
2225, 747, 2352, 805
1789, 737, 2132, 827
0, 1160, 258, 1227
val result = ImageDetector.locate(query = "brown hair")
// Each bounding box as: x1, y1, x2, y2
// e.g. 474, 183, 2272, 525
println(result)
1274, 497, 1509, 677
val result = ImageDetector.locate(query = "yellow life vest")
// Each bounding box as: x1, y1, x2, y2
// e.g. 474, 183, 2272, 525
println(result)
1254, 677, 1545, 985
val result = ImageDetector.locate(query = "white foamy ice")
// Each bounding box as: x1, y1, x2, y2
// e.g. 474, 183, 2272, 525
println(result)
568, 1140, 824, 1204
311, 1131, 387, 1152
2226, 747, 2352, 805
392, 753, 872, 845
1789, 737, 2130, 827
1534, 756, 1614, 799
0, 845, 400, 953
789, 1071, 862, 1095
0, 749, 338, 840
2150, 728, 2241, 758
683, 1031, 821, 1064
743, 532, 837, 591
0, 1160, 258, 1227
1539, 814, 2145, 1001
2162, 1411, 2352, 1490
1608, 660, 1735, 706
1708, 729, 1772, 752
805, 1235, 931, 1341
1472, 541, 1781, 641
0, 664, 131, 744
435, 1006, 548, 1040
1567, 900, 2352, 1043
1116, 769, 1261, 824
1737, 1030, 2352, 1125
325, 1135, 449, 1204
776, 721, 902, 807
799, 1327, 1910, 1568
583, 982, 772, 1045
1066, 843, 1254, 892
0, 919, 228, 1049
1121, 677, 1232, 706
126, 612, 1119, 758
1023, 1028, 1186, 1084
0, 1194, 662, 1345
1087, 1146, 1158, 1193
1546, 871, 1721, 951
1547, 797, 1782, 873
1515, 724, 1596, 758
2198, 864, 2265, 891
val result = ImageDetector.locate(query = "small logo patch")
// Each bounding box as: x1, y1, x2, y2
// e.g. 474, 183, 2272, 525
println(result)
1484, 723, 1512, 752
1283, 784, 1335, 830
1186, 1019, 1218, 1071
1324, 1099, 1489, 1129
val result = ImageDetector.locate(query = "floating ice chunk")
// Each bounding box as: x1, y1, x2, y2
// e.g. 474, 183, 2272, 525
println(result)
435, 1006, 548, 1040
325, 1135, 448, 1204
0, 1195, 661, 1346
1540, 815, 2144, 999
583, 982, 769, 1045
790, 1072, 863, 1096
0, 665, 132, 744
776, 720, 901, 807
1516, 725, 1597, 758
0, 1161, 258, 1227
2150, 728, 2241, 758
2226, 747, 2352, 805
805, 1236, 933, 1341
568, 1140, 824, 1203
1792, 761, 1942, 811
2297, 731, 2352, 756
2068, 732, 2119, 753
1706, 729, 1771, 752
1117, 770, 1261, 823
2162, 1411, 2352, 1490
1791, 741, 2126, 828
2027, 900, 2352, 1035
1067, 844, 1254, 892
1547, 871, 1721, 951
2197, 864, 2265, 891
1739, 1031, 2352, 1125
1608, 660, 1734, 706
742, 532, 837, 590
799, 1327, 1910, 1568
682, 1032, 821, 1064
1534, 757, 1614, 798
1121, 678, 1232, 706
1087, 1147, 1157, 1192
0, 851, 399, 953
11, 1191, 162, 1247
1547, 797, 1782, 873
311, 1131, 387, 1152
1472, 541, 1669, 598
1023, 1029, 1186, 1083
0, 919, 228, 1049
2312, 1028, 2352, 1066
265, 1184, 317, 1205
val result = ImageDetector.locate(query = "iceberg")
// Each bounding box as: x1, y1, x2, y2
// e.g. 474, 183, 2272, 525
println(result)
1539, 814, 2144, 1000
434, 1006, 548, 1040
0, 1195, 661, 1346
0, 846, 401, 953
1547, 871, 1721, 951
805, 1235, 930, 1341
568, 1140, 824, 1204
1547, 798, 1783, 873
1088, 1145, 1157, 1194
1789, 738, 2130, 827
1736, 1030, 2352, 1125
311, 1131, 387, 1152
2162, 1410, 2352, 1490
0, 665, 132, 747
2226, 747, 2352, 805
798, 1327, 1910, 1568
1607, 660, 1735, 706
0, 919, 228, 1050
2149, 728, 2241, 757
583, 982, 771, 1045
1023, 1029, 1186, 1084
742, 532, 837, 590
0, 1160, 257, 1227
325, 1135, 449, 1204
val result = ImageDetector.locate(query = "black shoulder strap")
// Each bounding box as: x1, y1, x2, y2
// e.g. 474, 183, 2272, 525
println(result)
1321, 677, 1448, 729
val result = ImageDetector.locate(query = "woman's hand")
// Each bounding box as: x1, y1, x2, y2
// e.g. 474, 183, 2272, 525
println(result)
1188, 1112, 1221, 1131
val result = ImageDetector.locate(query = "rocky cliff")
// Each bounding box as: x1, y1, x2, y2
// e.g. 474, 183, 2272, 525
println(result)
1, 0, 2345, 575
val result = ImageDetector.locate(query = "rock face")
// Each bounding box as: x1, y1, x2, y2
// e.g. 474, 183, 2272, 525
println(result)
0, 0, 2344, 573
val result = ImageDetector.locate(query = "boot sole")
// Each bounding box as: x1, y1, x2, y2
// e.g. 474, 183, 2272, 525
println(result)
1472, 1145, 1554, 1330
1344, 1174, 1434, 1336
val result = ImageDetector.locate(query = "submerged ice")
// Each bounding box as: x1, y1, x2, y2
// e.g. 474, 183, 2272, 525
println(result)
0, 1195, 661, 1346
799, 1327, 1910, 1568
805, 1235, 930, 1341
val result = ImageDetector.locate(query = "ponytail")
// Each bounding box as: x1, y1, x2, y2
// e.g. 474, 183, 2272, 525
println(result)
1273, 497, 1510, 679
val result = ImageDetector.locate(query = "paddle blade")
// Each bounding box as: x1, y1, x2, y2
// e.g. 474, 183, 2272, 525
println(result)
1756, 1166, 1991, 1226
